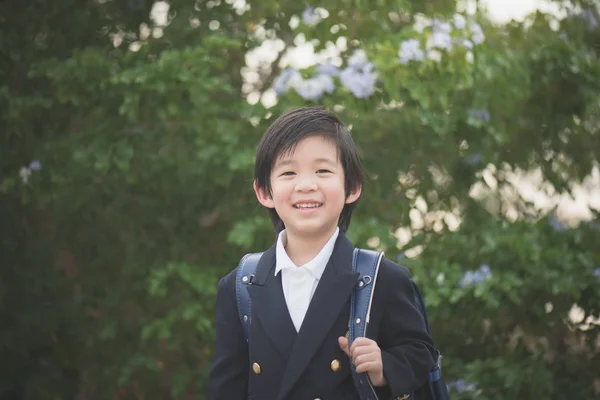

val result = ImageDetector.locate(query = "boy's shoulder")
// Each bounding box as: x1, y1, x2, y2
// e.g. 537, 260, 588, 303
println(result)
219, 249, 271, 290
375, 255, 417, 295
378, 255, 412, 280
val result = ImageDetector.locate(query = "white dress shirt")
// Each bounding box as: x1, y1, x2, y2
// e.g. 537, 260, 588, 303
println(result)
275, 227, 340, 332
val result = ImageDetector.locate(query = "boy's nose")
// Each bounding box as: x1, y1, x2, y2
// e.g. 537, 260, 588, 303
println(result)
294, 178, 317, 192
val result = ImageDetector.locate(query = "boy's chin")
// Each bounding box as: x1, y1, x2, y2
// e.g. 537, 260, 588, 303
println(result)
286, 223, 338, 239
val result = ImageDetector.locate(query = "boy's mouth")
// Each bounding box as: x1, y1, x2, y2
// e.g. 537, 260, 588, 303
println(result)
293, 202, 322, 209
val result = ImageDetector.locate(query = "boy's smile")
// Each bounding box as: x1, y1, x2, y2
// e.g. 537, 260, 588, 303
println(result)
254, 135, 361, 243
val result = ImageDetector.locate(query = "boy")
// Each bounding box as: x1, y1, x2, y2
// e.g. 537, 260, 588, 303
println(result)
208, 107, 436, 400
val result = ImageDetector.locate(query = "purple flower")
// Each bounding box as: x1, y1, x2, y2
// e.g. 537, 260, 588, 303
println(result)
458, 264, 492, 288
464, 153, 483, 166
453, 14, 467, 30
593, 267, 600, 279
580, 9, 599, 30
455, 38, 473, 50
28, 160, 41, 171
399, 39, 425, 64
432, 19, 452, 34
470, 22, 485, 45
340, 67, 376, 99
448, 379, 477, 393
341, 52, 377, 99
549, 217, 566, 232
427, 31, 453, 51
348, 49, 369, 69
316, 62, 340, 77
302, 7, 320, 25
468, 108, 491, 122
294, 74, 335, 101
273, 68, 301, 96
479, 264, 490, 274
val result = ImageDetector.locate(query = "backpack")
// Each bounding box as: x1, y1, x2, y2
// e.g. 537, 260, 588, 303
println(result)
235, 249, 449, 400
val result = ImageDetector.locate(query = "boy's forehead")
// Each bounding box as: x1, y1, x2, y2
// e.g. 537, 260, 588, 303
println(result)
273, 137, 340, 165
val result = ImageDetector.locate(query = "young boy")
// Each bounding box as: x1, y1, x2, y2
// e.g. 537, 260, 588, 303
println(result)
208, 106, 436, 400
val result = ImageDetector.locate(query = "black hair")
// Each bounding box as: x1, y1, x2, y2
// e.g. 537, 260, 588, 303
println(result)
254, 106, 364, 233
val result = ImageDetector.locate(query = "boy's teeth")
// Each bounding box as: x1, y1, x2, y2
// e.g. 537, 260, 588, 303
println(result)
295, 203, 321, 208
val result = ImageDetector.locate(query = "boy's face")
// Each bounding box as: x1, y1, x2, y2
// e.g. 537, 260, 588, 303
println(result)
254, 135, 361, 240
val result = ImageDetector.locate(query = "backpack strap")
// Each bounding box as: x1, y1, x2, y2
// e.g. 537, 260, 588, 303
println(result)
235, 252, 263, 342
349, 248, 384, 400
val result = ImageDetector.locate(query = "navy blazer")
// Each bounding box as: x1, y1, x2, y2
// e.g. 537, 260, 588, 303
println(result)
208, 233, 436, 400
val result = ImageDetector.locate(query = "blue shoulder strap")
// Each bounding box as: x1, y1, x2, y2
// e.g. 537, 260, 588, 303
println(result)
349, 248, 384, 400
235, 252, 263, 342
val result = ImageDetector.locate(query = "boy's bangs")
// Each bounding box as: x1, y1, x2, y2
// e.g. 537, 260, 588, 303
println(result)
272, 133, 341, 168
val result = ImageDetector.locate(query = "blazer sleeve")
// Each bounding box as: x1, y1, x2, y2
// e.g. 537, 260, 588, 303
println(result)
207, 270, 249, 400
375, 259, 437, 397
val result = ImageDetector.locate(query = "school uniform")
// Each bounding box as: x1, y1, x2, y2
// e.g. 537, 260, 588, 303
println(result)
208, 229, 436, 400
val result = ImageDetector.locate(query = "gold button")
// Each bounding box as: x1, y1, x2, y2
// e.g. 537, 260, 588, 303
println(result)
330, 359, 341, 372
252, 362, 261, 374
396, 395, 410, 400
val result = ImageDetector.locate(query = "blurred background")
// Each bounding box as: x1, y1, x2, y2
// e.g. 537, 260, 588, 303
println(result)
1, 0, 599, 398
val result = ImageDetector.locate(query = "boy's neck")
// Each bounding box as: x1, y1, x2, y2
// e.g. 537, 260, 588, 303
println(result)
284, 227, 338, 266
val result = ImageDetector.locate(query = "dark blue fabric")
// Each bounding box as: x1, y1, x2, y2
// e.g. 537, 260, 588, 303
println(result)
349, 248, 381, 400
235, 253, 263, 342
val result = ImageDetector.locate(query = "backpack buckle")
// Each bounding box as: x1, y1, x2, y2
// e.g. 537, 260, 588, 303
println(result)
241, 274, 255, 285
357, 275, 372, 289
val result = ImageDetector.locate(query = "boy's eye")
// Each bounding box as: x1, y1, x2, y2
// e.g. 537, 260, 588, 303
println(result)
280, 171, 295, 177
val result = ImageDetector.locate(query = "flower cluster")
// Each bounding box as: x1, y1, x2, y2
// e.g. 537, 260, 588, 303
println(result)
273, 50, 377, 101
593, 267, 600, 280
548, 217, 566, 232
399, 39, 424, 64
274, 13, 487, 100
339, 50, 378, 99
447, 379, 478, 394
398, 14, 485, 65
458, 264, 491, 288
302, 7, 321, 26
19, 160, 41, 184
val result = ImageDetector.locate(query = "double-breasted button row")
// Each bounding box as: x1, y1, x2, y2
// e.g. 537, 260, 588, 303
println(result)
252, 359, 342, 375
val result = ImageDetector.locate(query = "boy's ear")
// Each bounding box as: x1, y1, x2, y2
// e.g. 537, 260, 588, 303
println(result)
345, 184, 362, 204
253, 180, 275, 208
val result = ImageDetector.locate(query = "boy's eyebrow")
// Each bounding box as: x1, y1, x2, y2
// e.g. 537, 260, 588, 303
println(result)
274, 157, 337, 168
314, 157, 337, 166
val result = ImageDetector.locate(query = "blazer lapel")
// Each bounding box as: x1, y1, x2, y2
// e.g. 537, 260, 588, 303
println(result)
247, 245, 297, 358
276, 233, 358, 400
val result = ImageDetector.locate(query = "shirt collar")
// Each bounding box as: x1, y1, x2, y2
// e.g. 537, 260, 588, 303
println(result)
274, 227, 340, 280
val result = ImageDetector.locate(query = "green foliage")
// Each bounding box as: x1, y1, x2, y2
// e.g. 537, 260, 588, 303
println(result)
1, 0, 599, 398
